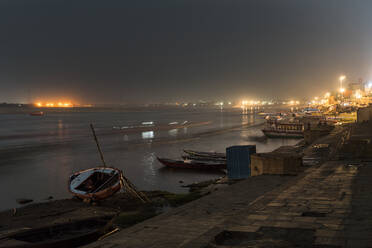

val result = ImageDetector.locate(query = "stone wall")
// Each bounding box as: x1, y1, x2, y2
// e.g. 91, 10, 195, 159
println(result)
357, 105, 372, 123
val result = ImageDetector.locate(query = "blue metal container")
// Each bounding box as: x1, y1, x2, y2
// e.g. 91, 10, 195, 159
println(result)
226, 145, 256, 179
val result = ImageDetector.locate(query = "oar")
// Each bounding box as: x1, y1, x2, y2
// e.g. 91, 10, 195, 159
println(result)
90, 123, 107, 167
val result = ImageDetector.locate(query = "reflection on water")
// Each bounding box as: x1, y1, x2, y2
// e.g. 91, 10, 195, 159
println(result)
168, 129, 178, 136
142, 131, 154, 139
143, 152, 157, 184
242, 112, 248, 125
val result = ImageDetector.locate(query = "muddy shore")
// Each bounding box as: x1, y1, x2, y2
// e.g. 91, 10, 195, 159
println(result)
0, 177, 230, 237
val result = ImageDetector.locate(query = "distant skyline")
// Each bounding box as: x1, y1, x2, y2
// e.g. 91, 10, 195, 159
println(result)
1, 0, 372, 104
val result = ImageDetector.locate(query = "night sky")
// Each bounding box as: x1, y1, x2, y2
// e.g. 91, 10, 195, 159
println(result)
1, 0, 372, 104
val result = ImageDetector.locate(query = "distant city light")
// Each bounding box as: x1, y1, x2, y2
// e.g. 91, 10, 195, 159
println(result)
339, 88, 345, 93
324, 92, 331, 98
34, 101, 73, 108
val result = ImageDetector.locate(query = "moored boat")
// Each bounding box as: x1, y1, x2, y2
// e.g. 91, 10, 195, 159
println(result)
68, 167, 124, 201
183, 149, 226, 159
262, 120, 304, 138
157, 157, 226, 170
181, 155, 226, 162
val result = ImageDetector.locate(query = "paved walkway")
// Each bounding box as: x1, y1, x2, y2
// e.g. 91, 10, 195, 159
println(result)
215, 161, 358, 247
86, 175, 299, 248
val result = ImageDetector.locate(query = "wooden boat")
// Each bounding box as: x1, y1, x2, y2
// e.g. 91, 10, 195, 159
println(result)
157, 157, 226, 170
0, 216, 114, 248
183, 149, 226, 159
29, 111, 44, 116
181, 155, 226, 162
68, 167, 124, 201
262, 129, 304, 138
262, 120, 304, 138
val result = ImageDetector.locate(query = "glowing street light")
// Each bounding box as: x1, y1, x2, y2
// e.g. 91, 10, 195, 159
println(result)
339, 75, 346, 82
324, 92, 331, 98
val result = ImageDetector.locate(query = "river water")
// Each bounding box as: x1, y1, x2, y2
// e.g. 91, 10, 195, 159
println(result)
0, 108, 299, 210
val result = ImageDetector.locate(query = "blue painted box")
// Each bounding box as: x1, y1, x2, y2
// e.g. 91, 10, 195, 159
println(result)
226, 145, 256, 179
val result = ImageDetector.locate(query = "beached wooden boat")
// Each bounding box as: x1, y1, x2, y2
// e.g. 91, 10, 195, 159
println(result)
157, 157, 226, 170
181, 155, 226, 162
183, 149, 226, 159
68, 167, 124, 201
0, 217, 115, 248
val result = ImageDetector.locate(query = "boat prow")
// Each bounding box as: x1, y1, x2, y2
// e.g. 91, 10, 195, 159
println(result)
157, 157, 226, 170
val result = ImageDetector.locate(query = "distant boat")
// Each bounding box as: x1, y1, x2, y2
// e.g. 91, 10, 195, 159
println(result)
303, 107, 321, 114
29, 111, 44, 116
68, 167, 124, 201
157, 157, 226, 170
262, 119, 304, 138
183, 149, 226, 159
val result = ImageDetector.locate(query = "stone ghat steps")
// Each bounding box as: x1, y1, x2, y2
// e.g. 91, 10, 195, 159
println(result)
207, 161, 359, 247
